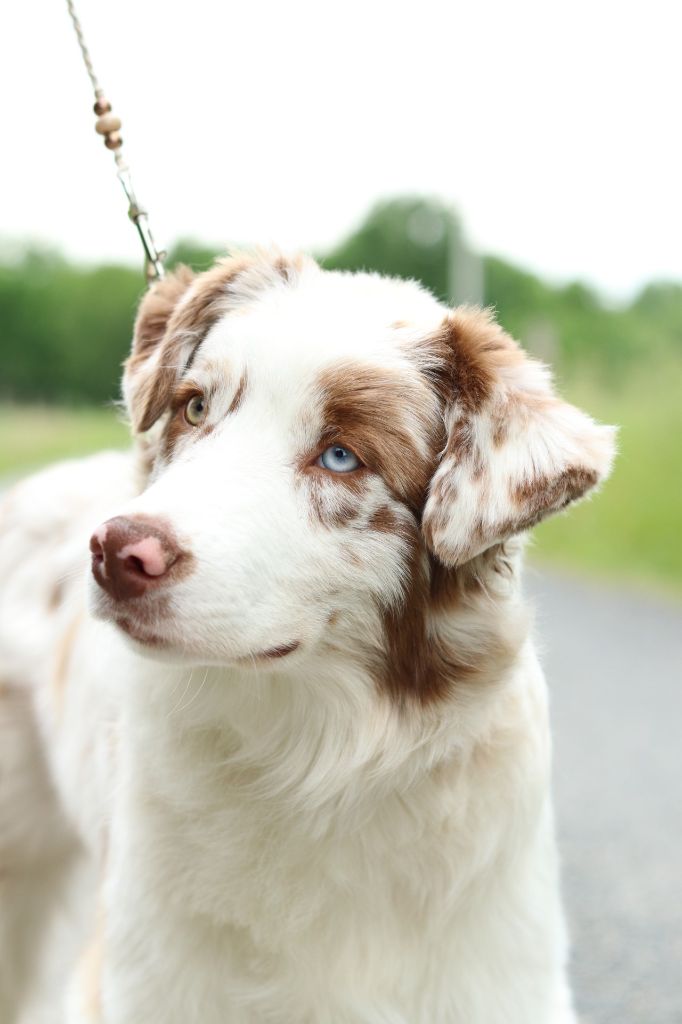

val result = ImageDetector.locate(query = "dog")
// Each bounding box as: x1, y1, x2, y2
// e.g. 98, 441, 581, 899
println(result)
0, 250, 615, 1023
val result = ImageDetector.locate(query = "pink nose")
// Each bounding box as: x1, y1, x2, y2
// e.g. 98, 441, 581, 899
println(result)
90, 516, 183, 601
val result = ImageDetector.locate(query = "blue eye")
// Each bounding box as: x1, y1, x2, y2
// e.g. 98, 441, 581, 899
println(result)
317, 445, 362, 473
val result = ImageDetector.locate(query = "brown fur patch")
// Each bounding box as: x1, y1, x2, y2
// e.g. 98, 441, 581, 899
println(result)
430, 544, 514, 609
427, 464, 600, 564
429, 558, 465, 611
491, 406, 510, 448
315, 363, 441, 512
304, 468, 369, 528
131, 265, 195, 361
512, 466, 599, 526
367, 505, 400, 533
273, 251, 306, 283
421, 307, 525, 414
374, 524, 521, 706
445, 417, 474, 464
161, 381, 205, 459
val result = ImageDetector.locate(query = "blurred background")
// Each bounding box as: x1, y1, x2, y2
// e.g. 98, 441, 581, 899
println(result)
1, 1, 680, 1021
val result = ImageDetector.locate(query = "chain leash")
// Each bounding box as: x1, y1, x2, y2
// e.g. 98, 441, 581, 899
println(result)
65, 0, 165, 282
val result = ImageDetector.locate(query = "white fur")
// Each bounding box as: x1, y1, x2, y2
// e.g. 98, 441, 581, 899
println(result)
0, 257, 609, 1023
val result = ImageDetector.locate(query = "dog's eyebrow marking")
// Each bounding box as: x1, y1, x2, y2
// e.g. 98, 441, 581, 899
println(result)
316, 362, 441, 511
227, 370, 248, 415
169, 378, 206, 407
183, 338, 208, 374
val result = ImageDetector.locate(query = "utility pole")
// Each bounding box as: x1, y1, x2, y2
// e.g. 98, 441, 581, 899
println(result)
447, 214, 484, 307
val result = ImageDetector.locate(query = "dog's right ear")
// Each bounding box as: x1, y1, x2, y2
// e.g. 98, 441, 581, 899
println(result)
123, 265, 195, 433
421, 308, 616, 565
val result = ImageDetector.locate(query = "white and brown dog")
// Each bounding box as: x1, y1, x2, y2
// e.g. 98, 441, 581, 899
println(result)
0, 251, 615, 1024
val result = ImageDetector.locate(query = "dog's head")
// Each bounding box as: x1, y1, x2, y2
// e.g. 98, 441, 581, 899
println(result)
89, 251, 615, 700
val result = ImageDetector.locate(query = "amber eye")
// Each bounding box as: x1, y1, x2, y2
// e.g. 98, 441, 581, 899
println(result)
184, 394, 207, 426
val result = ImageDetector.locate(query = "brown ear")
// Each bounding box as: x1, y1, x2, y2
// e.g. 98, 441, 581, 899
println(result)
123, 265, 196, 432
422, 308, 617, 565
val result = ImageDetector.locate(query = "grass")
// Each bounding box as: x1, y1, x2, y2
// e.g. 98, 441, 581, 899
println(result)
1, 363, 681, 595
531, 360, 682, 595
0, 403, 130, 476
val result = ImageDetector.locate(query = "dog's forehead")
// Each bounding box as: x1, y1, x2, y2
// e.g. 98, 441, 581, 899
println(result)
193, 268, 445, 385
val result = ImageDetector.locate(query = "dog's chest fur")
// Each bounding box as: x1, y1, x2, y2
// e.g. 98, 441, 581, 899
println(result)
100, 628, 560, 1024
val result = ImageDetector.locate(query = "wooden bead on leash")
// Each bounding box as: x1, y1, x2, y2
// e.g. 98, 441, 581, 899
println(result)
66, 0, 165, 281
91, 96, 123, 150
95, 113, 122, 136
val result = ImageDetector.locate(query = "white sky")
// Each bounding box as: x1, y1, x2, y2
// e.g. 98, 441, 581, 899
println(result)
1, 0, 680, 300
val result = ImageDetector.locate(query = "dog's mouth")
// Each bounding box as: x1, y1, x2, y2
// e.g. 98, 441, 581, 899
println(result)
93, 582, 303, 663
241, 640, 301, 663
115, 614, 168, 648
114, 609, 302, 663
90, 582, 171, 645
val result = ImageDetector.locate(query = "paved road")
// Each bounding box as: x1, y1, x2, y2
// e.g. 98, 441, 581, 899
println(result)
525, 567, 682, 1024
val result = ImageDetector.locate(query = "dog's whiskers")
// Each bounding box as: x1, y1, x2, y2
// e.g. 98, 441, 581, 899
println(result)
167, 667, 195, 716
174, 666, 210, 716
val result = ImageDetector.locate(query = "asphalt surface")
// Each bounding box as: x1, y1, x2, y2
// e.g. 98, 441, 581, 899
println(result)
525, 567, 682, 1024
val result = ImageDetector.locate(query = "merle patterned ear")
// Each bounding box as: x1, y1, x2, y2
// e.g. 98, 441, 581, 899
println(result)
123, 265, 195, 433
422, 308, 616, 566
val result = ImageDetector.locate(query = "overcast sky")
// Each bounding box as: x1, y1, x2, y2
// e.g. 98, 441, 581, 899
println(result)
1, 0, 680, 300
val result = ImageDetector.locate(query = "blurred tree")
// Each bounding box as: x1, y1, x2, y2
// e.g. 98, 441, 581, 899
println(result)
323, 197, 459, 302
167, 239, 222, 272
0, 250, 140, 403
631, 282, 682, 346
2, 196, 682, 403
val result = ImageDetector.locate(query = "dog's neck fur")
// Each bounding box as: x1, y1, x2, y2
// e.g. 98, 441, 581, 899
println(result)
100, 551, 556, 1024
119, 540, 527, 815
112, 546, 531, 899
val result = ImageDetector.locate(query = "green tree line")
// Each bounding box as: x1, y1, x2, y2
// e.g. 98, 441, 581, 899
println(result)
1, 197, 680, 404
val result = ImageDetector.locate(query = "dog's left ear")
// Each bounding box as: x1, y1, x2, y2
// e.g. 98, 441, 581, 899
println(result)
123, 265, 196, 433
422, 308, 617, 565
